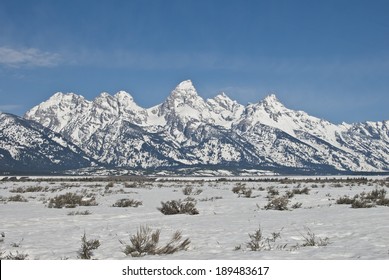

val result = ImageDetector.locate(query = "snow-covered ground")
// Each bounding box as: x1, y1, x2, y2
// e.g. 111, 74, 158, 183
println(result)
1, 177, 388, 260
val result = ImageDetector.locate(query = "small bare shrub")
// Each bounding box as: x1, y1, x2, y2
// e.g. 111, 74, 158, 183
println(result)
299, 227, 330, 247
156, 231, 191, 255
158, 199, 199, 215
2, 251, 29, 260
8, 195, 28, 202
264, 196, 289, 210
351, 199, 374, 208
246, 226, 285, 251
122, 226, 190, 257
78, 232, 100, 259
336, 196, 355, 204
376, 197, 389, 206
199, 196, 223, 202
182, 186, 193, 195
124, 182, 137, 188
292, 187, 310, 195
0, 233, 28, 260
182, 186, 202, 196
232, 184, 252, 198
291, 202, 302, 209
266, 186, 279, 198
67, 210, 92, 216
112, 198, 142, 208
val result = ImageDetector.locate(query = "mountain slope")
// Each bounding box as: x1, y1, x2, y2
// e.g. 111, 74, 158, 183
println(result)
0, 113, 95, 173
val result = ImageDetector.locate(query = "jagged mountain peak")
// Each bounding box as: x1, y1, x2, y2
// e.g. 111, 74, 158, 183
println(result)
175, 79, 195, 91
159, 80, 207, 117
208, 92, 242, 112
95, 92, 112, 100
260, 93, 284, 108
214, 92, 231, 102
168, 80, 200, 101
47, 92, 85, 103
114, 90, 134, 102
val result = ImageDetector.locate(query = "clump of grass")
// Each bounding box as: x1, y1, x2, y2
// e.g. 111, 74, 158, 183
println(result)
48, 192, 98, 208
122, 226, 190, 257
112, 198, 143, 208
246, 226, 285, 251
199, 196, 223, 202
0, 233, 28, 260
299, 227, 330, 247
8, 194, 28, 202
291, 202, 303, 209
78, 232, 100, 259
158, 199, 199, 215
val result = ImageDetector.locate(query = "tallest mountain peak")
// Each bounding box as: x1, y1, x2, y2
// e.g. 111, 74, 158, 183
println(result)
169, 79, 200, 101
175, 79, 195, 91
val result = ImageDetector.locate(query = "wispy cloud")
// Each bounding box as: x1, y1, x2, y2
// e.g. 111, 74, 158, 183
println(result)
0, 47, 61, 68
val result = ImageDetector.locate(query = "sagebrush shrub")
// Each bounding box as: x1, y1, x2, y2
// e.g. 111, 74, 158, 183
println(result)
182, 186, 202, 196
122, 226, 190, 257
8, 195, 28, 202
78, 232, 100, 259
264, 196, 289, 211
10, 186, 49, 193
67, 210, 92, 216
48, 192, 97, 208
158, 199, 199, 215
266, 187, 279, 198
246, 226, 285, 251
336, 188, 389, 208
292, 187, 310, 195
112, 198, 142, 208
232, 184, 252, 198
2, 251, 29, 260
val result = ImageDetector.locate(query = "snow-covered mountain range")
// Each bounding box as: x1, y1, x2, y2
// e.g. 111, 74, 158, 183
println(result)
2, 80, 388, 174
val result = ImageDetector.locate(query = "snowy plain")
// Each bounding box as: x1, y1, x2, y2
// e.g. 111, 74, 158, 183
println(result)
1, 176, 389, 260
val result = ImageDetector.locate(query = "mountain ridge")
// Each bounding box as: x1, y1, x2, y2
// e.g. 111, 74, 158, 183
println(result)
2, 79, 388, 174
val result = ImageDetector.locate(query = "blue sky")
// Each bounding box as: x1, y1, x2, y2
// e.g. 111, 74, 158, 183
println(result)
0, 0, 388, 123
